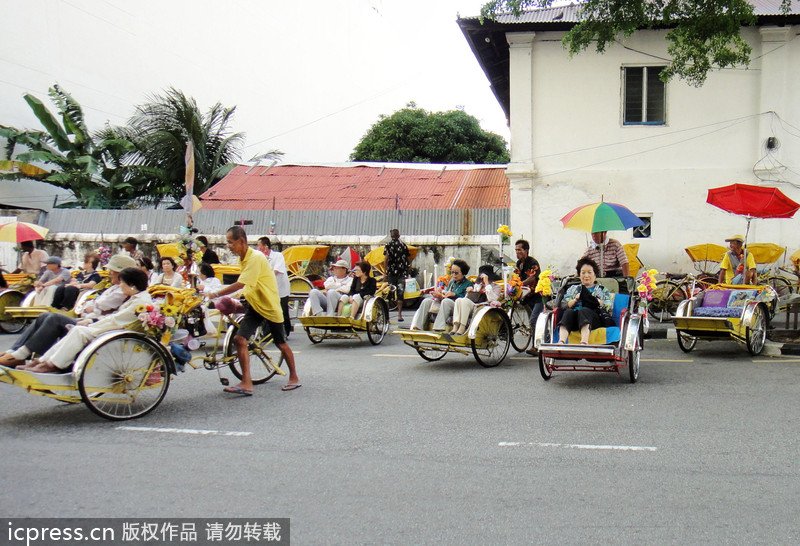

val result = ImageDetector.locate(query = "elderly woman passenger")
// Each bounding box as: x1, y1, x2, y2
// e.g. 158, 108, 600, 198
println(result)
21, 267, 152, 374
307, 260, 352, 316
451, 265, 501, 335
558, 258, 613, 345
411, 259, 472, 332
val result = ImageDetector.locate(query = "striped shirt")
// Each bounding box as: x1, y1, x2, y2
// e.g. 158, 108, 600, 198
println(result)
581, 238, 628, 276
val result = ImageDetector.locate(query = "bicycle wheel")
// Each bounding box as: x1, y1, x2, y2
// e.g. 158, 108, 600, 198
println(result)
366, 299, 389, 345
414, 343, 448, 362
471, 309, 511, 368
224, 324, 283, 384
0, 290, 26, 334
746, 304, 767, 356
676, 330, 697, 353
538, 352, 553, 381
650, 280, 684, 322
304, 327, 325, 344
77, 333, 171, 421
509, 303, 532, 352
768, 276, 793, 299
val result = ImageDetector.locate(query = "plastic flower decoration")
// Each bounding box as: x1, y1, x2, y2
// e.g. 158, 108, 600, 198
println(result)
497, 224, 512, 244
137, 303, 177, 342
636, 269, 659, 302
535, 269, 556, 296
436, 275, 450, 289
504, 273, 524, 302
96, 245, 112, 267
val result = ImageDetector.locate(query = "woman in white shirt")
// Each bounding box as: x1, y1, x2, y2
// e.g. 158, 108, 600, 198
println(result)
305, 259, 353, 317
154, 257, 185, 288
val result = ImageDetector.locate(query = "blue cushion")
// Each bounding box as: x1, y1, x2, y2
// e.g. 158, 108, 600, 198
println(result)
693, 307, 742, 318
612, 294, 629, 325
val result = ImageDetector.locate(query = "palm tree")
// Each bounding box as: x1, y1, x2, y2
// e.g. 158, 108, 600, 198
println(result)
0, 85, 138, 208
125, 88, 281, 201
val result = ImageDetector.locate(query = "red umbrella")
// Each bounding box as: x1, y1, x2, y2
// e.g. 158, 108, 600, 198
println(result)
707, 183, 799, 254
338, 246, 361, 269
707, 183, 799, 219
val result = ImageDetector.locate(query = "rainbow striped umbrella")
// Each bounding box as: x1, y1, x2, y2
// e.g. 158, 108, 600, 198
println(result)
0, 221, 49, 243
560, 201, 644, 233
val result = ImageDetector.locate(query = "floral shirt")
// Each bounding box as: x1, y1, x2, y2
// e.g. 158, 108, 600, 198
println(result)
563, 283, 612, 312
384, 239, 409, 277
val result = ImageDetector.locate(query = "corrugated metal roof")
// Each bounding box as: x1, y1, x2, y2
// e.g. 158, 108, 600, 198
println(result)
200, 164, 509, 211
42, 208, 509, 237
460, 0, 797, 24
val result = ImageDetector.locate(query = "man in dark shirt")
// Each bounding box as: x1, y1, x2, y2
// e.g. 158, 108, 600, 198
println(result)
197, 236, 220, 264
515, 239, 544, 355
384, 229, 410, 322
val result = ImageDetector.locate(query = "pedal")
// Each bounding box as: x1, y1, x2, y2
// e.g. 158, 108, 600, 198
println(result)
219, 377, 229, 386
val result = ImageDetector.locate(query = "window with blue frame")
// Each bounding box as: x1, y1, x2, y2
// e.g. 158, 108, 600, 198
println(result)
623, 66, 666, 125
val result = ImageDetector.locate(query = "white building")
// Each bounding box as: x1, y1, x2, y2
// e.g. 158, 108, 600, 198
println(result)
459, 2, 800, 273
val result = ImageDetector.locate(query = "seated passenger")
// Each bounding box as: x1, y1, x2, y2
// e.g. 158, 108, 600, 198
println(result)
196, 262, 222, 297
410, 259, 472, 331
452, 265, 501, 335
558, 258, 612, 345
0, 255, 138, 368
718, 235, 756, 285
21, 267, 152, 374
51, 254, 101, 310
338, 261, 376, 319
308, 259, 352, 316
153, 257, 185, 288
32, 256, 72, 306
136, 256, 155, 284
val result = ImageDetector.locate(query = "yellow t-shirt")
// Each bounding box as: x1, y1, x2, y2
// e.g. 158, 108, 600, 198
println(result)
719, 251, 756, 284
238, 247, 283, 323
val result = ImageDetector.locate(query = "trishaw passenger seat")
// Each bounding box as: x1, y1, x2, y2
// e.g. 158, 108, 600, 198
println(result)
596, 278, 620, 293
553, 293, 630, 345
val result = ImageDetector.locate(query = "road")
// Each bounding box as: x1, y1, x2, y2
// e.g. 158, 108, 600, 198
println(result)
1, 317, 799, 544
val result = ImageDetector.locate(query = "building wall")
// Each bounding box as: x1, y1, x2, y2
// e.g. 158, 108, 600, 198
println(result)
507, 26, 800, 275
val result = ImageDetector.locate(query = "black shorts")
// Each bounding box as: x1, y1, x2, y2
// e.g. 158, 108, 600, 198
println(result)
387, 274, 404, 299
237, 303, 287, 345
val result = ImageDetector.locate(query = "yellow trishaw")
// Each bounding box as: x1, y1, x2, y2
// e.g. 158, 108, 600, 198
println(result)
672, 283, 778, 356
282, 245, 330, 295
298, 294, 391, 345
0, 273, 36, 333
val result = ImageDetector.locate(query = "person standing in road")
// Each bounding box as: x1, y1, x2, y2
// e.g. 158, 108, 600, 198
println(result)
197, 236, 220, 264
258, 236, 293, 336
207, 226, 300, 395
384, 228, 410, 322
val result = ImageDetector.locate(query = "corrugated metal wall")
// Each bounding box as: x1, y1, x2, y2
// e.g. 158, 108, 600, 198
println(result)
42, 208, 509, 236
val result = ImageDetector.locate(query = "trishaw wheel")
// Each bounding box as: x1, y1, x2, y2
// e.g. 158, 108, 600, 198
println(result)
366, 300, 389, 345
509, 303, 532, 352
414, 343, 447, 362
650, 280, 683, 322
305, 327, 325, 344
628, 324, 643, 383
78, 333, 170, 421
538, 352, 553, 380
676, 330, 697, 353
0, 291, 26, 333
746, 304, 767, 356
225, 324, 283, 384
471, 309, 511, 368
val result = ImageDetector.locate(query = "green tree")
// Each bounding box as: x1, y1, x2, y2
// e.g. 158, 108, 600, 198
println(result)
481, 0, 794, 86
351, 105, 509, 164
122, 88, 281, 201
0, 85, 137, 208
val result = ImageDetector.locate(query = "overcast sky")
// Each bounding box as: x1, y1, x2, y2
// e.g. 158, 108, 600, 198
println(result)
0, 0, 509, 164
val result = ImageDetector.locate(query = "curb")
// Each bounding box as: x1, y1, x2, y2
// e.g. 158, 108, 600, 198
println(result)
780, 343, 800, 356
644, 329, 668, 340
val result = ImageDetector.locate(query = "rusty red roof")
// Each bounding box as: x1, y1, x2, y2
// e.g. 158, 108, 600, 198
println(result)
200, 164, 509, 210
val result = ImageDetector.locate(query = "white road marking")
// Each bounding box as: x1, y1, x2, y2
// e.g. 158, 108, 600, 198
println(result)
499, 441, 657, 452
116, 426, 252, 437
752, 358, 800, 363
641, 358, 693, 363
371, 353, 419, 358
